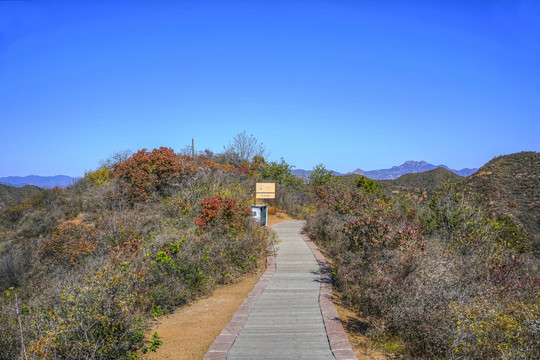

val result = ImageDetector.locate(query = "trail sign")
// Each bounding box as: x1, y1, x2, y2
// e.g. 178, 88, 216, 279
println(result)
254, 182, 277, 210
256, 182, 276, 199
257, 183, 275, 193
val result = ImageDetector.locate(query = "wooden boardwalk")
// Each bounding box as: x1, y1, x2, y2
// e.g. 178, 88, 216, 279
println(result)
204, 221, 356, 360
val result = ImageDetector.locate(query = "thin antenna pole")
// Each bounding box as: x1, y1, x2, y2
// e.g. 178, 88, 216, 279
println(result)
192, 138, 195, 158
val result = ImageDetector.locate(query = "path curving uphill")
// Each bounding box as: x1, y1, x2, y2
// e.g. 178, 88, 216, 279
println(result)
204, 220, 356, 360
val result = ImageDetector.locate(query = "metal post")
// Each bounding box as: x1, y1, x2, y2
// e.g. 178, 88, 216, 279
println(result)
275, 182, 278, 213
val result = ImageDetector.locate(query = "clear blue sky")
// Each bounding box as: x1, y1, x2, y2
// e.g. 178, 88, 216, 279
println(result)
1, 0, 539, 177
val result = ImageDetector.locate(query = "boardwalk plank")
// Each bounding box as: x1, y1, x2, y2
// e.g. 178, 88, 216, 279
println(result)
227, 221, 335, 360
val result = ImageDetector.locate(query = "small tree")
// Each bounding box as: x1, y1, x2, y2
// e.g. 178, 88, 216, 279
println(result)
261, 158, 301, 188
308, 164, 335, 186
357, 175, 382, 195
99, 149, 133, 170
222, 131, 267, 166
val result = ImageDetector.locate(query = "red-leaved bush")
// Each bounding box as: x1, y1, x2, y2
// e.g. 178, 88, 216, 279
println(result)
112, 147, 196, 200
195, 195, 251, 232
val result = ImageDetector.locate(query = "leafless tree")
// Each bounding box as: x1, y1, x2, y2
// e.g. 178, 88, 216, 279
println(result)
99, 149, 133, 170
223, 131, 268, 165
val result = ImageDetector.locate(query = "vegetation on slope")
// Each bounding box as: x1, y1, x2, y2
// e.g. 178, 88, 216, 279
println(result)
0, 184, 42, 210
380, 166, 463, 190
302, 154, 539, 359
377, 167, 465, 200
1, 143, 537, 360
0, 140, 283, 359
466, 151, 539, 238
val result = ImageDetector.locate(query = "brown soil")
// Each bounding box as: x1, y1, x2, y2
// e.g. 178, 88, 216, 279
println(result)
333, 295, 387, 360
267, 211, 295, 227
145, 273, 262, 360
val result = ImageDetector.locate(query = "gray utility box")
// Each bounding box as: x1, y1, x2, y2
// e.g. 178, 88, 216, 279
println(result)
251, 205, 268, 227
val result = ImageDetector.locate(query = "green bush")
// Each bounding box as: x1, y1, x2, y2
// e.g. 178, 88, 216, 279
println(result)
308, 164, 335, 186
357, 175, 382, 195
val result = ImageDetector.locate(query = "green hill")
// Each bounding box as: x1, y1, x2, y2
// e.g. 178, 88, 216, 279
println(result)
0, 183, 42, 209
466, 151, 539, 235
377, 167, 465, 200
385, 166, 463, 189
335, 174, 363, 188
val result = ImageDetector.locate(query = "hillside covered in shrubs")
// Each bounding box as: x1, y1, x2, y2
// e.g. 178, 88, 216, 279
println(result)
467, 151, 539, 237
1, 145, 538, 359
0, 184, 42, 210
0, 144, 286, 359
304, 153, 539, 359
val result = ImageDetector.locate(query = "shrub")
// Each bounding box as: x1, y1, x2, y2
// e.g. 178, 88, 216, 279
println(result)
112, 147, 196, 200
357, 175, 382, 195
195, 195, 251, 232
26, 266, 146, 359
421, 184, 492, 253
341, 217, 390, 252
492, 214, 531, 253
451, 298, 539, 359
306, 183, 539, 358
85, 167, 110, 187
40, 220, 97, 265
146, 238, 210, 295
314, 184, 371, 216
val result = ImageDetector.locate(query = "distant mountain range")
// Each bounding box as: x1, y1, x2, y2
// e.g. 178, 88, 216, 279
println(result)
291, 161, 478, 180
0, 175, 76, 188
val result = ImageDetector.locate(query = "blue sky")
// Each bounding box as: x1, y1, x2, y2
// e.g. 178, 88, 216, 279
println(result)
1, 0, 539, 177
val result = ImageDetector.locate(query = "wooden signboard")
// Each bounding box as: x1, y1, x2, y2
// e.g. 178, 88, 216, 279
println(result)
256, 182, 276, 199
256, 183, 276, 193
256, 192, 275, 199
254, 182, 277, 208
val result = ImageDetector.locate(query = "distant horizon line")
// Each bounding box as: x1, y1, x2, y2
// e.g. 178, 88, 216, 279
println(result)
0, 159, 479, 179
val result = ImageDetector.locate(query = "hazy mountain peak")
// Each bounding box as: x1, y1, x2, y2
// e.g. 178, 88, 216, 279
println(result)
0, 175, 76, 188
292, 161, 478, 180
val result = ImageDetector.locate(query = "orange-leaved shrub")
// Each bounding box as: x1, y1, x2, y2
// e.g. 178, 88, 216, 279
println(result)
112, 147, 196, 200
195, 195, 251, 232
40, 219, 97, 265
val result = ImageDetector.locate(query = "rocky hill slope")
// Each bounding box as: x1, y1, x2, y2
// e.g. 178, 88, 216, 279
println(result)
466, 151, 539, 236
